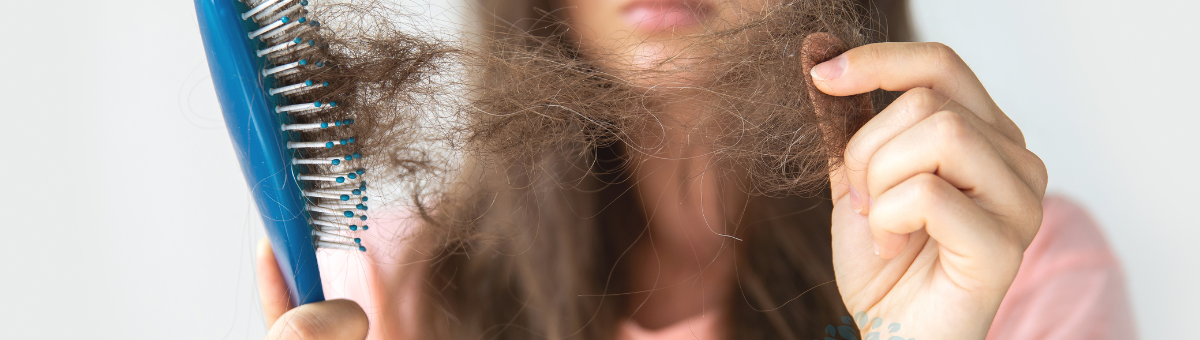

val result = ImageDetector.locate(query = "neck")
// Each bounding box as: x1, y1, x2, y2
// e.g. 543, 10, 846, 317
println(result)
625, 102, 742, 329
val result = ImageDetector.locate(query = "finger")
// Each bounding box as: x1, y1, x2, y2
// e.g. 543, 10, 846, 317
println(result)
266, 299, 369, 340
809, 42, 990, 118
869, 174, 1024, 287
865, 109, 1042, 237
839, 88, 972, 214
257, 238, 291, 326
809, 42, 1023, 142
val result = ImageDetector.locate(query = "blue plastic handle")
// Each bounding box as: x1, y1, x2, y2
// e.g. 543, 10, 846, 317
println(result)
194, 0, 325, 306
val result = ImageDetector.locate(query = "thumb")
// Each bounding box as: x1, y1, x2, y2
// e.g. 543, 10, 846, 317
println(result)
801, 33, 873, 204
266, 299, 370, 340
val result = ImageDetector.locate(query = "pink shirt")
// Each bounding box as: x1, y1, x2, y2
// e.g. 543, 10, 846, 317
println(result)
318, 195, 1138, 339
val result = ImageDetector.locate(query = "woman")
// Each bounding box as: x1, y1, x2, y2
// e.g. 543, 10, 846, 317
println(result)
256, 0, 1137, 339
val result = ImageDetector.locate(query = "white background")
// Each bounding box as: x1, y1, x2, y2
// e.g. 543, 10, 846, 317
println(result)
0, 0, 1194, 338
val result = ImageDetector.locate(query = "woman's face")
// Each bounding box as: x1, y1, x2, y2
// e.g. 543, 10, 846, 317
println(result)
561, 0, 768, 71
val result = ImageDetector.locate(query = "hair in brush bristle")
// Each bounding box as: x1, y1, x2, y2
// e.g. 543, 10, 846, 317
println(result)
254, 0, 457, 227
233, 0, 462, 252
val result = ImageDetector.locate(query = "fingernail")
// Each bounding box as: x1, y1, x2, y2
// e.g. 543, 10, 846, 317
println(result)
849, 185, 864, 214
810, 54, 847, 81
873, 241, 880, 256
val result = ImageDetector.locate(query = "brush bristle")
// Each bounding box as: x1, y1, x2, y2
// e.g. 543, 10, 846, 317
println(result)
242, 0, 368, 252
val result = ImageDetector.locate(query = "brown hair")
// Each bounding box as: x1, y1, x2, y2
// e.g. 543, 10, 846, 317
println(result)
382, 1, 917, 339
282, 0, 909, 338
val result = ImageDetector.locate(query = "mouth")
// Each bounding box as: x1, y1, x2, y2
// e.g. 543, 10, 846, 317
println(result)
621, 0, 710, 32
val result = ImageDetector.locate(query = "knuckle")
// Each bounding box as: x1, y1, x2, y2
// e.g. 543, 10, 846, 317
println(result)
910, 173, 948, 205
1028, 153, 1050, 196
1005, 179, 1046, 250
899, 87, 943, 118
1007, 208, 1043, 252
923, 42, 963, 69
931, 110, 976, 149
1024, 203, 1045, 244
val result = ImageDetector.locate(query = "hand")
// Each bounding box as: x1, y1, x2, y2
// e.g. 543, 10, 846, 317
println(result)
805, 38, 1048, 339
257, 239, 369, 340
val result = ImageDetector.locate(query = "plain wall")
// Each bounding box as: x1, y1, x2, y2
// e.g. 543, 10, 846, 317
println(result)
0, 0, 1193, 338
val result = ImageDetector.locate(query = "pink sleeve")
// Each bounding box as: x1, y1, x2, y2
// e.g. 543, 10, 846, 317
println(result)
986, 195, 1138, 339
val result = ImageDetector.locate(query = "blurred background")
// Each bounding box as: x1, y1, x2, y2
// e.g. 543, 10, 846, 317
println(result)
1, 0, 1195, 338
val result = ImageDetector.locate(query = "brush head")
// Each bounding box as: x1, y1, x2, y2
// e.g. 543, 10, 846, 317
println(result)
195, 0, 371, 306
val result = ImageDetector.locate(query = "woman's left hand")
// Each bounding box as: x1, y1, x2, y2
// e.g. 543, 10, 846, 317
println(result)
809, 41, 1048, 339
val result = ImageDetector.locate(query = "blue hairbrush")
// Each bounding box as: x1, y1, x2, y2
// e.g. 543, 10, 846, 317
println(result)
194, 0, 369, 306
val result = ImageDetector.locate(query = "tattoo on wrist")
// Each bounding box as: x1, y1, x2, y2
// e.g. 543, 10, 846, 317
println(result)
820, 312, 913, 340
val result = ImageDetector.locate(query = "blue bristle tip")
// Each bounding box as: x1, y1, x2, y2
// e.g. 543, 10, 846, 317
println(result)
359, 246, 366, 252
301, 0, 309, 5
322, 81, 329, 87
298, 17, 306, 23
340, 195, 350, 201
361, 225, 369, 230
343, 211, 354, 217
321, 122, 329, 128
336, 177, 345, 183
352, 153, 361, 159
356, 169, 365, 175
348, 137, 356, 144
349, 225, 358, 231
281, 16, 289, 23
347, 173, 357, 180
325, 142, 334, 148
339, 139, 347, 145
359, 216, 368, 221
329, 102, 338, 107
314, 101, 323, 107
361, 196, 368, 202
293, 37, 302, 43
305, 80, 313, 86
331, 159, 340, 165
354, 238, 361, 243
351, 189, 361, 195
344, 155, 353, 161
299, 59, 308, 65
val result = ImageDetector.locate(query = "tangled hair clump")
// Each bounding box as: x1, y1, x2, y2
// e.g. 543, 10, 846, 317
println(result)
459, 0, 879, 197
288, 0, 880, 210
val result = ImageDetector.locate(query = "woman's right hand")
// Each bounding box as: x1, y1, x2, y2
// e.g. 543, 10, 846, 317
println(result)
257, 238, 370, 340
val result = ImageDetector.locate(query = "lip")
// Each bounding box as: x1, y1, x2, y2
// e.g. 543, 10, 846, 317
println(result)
620, 0, 709, 32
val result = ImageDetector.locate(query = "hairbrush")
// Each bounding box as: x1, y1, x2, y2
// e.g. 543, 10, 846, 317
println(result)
194, 0, 369, 306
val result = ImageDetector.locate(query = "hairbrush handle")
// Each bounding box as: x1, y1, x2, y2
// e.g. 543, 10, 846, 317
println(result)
194, 0, 325, 306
